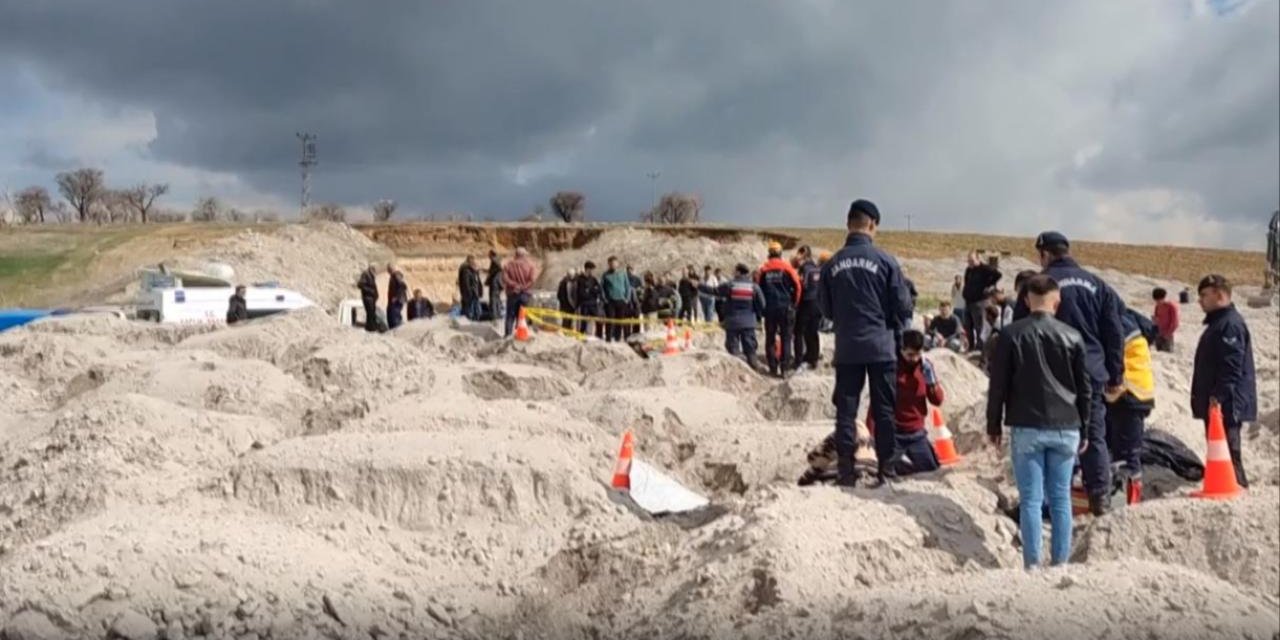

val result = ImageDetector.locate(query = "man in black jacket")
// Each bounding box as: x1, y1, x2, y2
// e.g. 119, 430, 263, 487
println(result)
407, 289, 434, 321
487, 250, 504, 324
356, 265, 379, 332
962, 252, 1001, 350
386, 265, 408, 330
678, 265, 700, 322
226, 285, 249, 325
457, 256, 484, 321
575, 261, 604, 340
988, 275, 1090, 569
1191, 275, 1256, 488
793, 246, 823, 371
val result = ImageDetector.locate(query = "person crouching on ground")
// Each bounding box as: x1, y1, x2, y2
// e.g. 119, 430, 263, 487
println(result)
407, 289, 435, 321
927, 301, 966, 352
874, 329, 944, 475
987, 275, 1091, 569
1191, 274, 1256, 489
701, 263, 765, 370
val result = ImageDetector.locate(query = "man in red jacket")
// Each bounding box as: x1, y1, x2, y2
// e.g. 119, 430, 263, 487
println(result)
876, 329, 946, 475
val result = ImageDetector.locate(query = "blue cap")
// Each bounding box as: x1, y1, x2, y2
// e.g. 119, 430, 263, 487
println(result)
847, 199, 881, 224
1035, 231, 1069, 250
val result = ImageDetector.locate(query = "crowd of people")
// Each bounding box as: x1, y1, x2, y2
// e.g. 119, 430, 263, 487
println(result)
801, 198, 1256, 572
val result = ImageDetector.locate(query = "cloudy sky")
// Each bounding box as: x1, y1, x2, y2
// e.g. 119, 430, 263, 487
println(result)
1, 0, 1276, 249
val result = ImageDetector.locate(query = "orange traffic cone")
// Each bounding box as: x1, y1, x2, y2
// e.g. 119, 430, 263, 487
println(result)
514, 307, 531, 342
682, 327, 694, 351
662, 320, 680, 356
928, 407, 962, 466
611, 430, 635, 490
1192, 405, 1242, 500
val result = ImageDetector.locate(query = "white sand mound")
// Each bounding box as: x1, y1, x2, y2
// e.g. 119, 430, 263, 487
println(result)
582, 350, 770, 398
0, 330, 117, 388
1076, 488, 1280, 598
462, 364, 578, 401
176, 306, 336, 367
670, 422, 830, 495
475, 336, 636, 383
556, 387, 765, 436
21, 313, 216, 347
755, 376, 834, 421
0, 392, 284, 552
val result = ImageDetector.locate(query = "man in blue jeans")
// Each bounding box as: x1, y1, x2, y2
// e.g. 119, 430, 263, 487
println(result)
818, 199, 914, 486
987, 275, 1092, 569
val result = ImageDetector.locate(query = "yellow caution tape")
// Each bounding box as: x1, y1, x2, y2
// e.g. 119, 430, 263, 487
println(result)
523, 307, 721, 333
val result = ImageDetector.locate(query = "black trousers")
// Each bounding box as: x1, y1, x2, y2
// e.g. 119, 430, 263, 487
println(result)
793, 300, 821, 368
1210, 417, 1250, 488
725, 327, 759, 369
1080, 381, 1112, 498
832, 361, 897, 480
559, 303, 575, 330
1105, 403, 1147, 475
578, 304, 604, 340
764, 308, 794, 373
606, 300, 630, 342
964, 302, 986, 350
361, 296, 379, 332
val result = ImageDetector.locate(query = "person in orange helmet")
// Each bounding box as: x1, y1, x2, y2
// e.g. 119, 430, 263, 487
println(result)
757, 240, 802, 377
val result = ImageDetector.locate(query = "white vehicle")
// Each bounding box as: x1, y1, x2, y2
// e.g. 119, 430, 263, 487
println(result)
135, 265, 313, 324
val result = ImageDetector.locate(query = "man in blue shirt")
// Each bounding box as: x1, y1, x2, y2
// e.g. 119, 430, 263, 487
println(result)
819, 199, 913, 486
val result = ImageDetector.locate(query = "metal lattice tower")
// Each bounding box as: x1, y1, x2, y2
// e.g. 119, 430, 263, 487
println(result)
296, 132, 318, 214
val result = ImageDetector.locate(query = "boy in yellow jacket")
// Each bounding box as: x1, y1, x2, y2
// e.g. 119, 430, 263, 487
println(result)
1104, 308, 1156, 503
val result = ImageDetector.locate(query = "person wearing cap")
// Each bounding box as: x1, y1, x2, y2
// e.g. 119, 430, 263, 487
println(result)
700, 263, 766, 370
757, 240, 803, 377
1016, 231, 1125, 515
1191, 274, 1256, 488
819, 199, 914, 486
792, 246, 823, 371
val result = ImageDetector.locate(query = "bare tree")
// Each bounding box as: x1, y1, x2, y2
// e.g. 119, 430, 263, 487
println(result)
643, 192, 702, 224
119, 183, 169, 223
549, 191, 586, 223
191, 196, 223, 222
226, 208, 251, 222
101, 189, 137, 223
15, 187, 53, 224
50, 201, 73, 223
252, 209, 279, 223
372, 199, 397, 222
305, 203, 346, 222
55, 168, 105, 223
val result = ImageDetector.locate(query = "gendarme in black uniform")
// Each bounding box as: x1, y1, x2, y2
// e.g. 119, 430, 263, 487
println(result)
818, 199, 913, 485
1014, 231, 1124, 512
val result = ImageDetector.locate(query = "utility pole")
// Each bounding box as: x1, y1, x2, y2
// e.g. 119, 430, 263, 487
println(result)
645, 171, 661, 209
296, 132, 318, 216
906, 214, 913, 232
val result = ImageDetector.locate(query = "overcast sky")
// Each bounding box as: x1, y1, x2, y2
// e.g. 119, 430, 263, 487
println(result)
1, 0, 1276, 249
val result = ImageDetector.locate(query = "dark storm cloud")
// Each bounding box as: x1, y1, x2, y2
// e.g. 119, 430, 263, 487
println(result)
0, 0, 1276, 243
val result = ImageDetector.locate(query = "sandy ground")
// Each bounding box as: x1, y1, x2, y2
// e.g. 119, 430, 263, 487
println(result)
0, 224, 1276, 640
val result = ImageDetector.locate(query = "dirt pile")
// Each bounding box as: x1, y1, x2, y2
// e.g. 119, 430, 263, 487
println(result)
173, 222, 391, 311
537, 228, 773, 288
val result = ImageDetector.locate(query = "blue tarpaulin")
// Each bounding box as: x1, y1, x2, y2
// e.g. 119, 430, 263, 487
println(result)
0, 309, 58, 333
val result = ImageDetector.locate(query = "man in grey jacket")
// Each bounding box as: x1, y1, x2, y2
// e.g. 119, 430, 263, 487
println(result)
987, 274, 1091, 570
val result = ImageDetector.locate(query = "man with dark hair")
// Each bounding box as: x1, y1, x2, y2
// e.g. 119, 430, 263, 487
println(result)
1015, 232, 1124, 515
575, 261, 604, 339
886, 329, 945, 475
962, 251, 1002, 350
793, 246, 823, 371
1151, 287, 1179, 352
501, 247, 538, 338
486, 249, 504, 325
988, 274, 1090, 569
557, 269, 578, 330
1191, 275, 1256, 488
678, 265, 700, 323
927, 301, 965, 352
626, 265, 644, 338
701, 263, 765, 370
601, 256, 632, 342
819, 199, 913, 486
407, 289, 434, 321
226, 285, 249, 325
758, 241, 802, 377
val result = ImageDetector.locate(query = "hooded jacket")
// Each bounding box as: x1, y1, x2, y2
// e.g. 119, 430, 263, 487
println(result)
757, 257, 802, 311
1191, 304, 1257, 424
818, 233, 912, 365
574, 273, 603, 311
